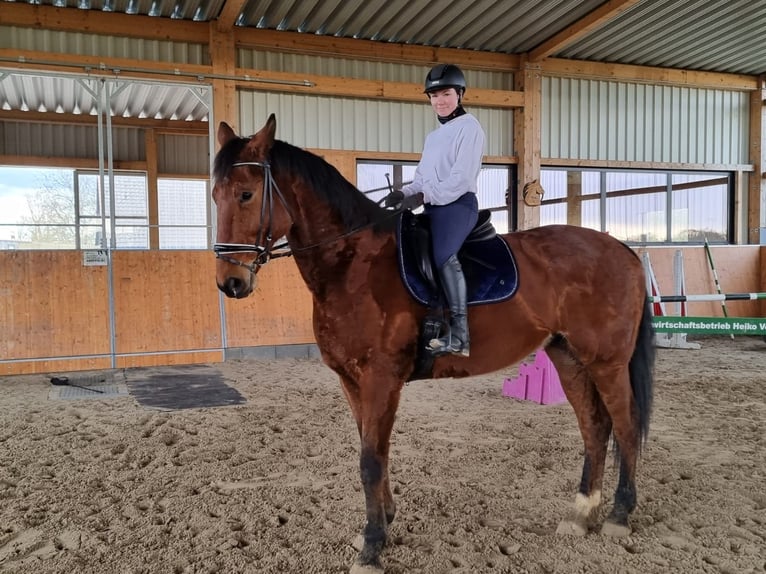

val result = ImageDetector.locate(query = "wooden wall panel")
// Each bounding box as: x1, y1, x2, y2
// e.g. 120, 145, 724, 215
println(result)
111, 251, 222, 355
639, 245, 763, 317
223, 258, 315, 348
0, 251, 110, 363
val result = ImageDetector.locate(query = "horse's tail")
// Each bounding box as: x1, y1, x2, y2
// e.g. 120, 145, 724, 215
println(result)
629, 294, 655, 449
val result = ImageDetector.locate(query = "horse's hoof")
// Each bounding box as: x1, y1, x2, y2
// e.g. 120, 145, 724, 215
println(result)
351, 534, 365, 552
350, 562, 384, 574
555, 517, 588, 536
600, 520, 631, 537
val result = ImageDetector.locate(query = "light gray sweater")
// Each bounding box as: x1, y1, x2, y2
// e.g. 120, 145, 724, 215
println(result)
402, 113, 485, 206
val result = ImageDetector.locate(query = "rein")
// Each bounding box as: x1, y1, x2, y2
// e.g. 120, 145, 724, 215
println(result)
213, 160, 399, 274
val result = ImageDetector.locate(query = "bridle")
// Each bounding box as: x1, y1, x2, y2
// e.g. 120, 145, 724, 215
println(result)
213, 160, 401, 275
213, 160, 292, 274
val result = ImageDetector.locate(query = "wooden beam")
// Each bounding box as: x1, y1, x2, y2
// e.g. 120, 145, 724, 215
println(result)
0, 47, 521, 109
216, 0, 248, 32
529, 0, 643, 62
543, 58, 758, 91
233, 27, 519, 72
0, 48, 214, 83
543, 158, 755, 172
234, 69, 524, 108
0, 3, 208, 44
0, 156, 146, 170
0, 109, 208, 133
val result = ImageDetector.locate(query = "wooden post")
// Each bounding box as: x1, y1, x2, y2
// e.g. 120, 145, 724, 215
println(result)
514, 57, 542, 230
209, 21, 238, 141
748, 76, 765, 244
566, 170, 582, 226
144, 128, 159, 249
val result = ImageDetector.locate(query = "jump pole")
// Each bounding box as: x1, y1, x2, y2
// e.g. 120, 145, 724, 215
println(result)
650, 293, 766, 336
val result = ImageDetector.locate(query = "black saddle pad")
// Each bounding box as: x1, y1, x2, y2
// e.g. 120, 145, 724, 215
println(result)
396, 212, 519, 307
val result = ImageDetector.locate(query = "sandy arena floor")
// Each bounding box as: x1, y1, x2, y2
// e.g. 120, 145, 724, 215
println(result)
1, 336, 765, 573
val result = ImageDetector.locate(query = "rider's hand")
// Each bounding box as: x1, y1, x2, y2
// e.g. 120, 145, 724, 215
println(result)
400, 192, 424, 210
383, 190, 404, 208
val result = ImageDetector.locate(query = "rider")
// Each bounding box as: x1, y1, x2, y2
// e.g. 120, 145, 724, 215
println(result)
385, 63, 486, 357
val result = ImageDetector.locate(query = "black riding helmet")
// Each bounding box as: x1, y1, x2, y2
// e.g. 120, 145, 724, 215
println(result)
424, 64, 466, 96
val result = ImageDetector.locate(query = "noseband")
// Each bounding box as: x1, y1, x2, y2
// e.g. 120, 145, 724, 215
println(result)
213, 160, 292, 274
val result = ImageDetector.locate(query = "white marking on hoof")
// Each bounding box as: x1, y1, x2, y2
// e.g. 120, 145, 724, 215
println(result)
600, 520, 632, 537
573, 490, 602, 515
556, 517, 588, 536
349, 562, 384, 574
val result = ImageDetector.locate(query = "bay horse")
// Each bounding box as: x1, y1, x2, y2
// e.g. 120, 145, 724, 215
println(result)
212, 115, 654, 573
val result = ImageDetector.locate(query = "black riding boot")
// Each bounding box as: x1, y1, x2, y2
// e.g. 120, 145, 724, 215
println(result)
428, 254, 470, 357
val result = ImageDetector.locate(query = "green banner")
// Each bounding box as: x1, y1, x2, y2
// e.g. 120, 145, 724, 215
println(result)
652, 316, 766, 335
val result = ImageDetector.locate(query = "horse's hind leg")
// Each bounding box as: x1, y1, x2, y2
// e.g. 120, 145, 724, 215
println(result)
592, 367, 640, 537
546, 344, 612, 536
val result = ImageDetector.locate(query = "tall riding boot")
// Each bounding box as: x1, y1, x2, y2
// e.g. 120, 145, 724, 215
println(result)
428, 254, 470, 357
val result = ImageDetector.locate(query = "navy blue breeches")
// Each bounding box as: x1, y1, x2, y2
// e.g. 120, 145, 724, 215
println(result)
424, 192, 478, 268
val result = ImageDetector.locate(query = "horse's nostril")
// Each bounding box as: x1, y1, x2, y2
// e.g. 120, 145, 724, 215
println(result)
221, 276, 245, 298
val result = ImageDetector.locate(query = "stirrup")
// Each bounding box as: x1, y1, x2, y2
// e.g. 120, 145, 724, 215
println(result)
427, 335, 470, 358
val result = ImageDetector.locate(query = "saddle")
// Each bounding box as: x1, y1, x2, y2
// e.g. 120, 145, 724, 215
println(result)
396, 209, 519, 380
397, 209, 518, 307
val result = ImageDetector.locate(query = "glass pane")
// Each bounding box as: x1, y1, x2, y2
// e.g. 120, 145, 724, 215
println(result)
158, 178, 208, 249
77, 173, 103, 217
605, 172, 667, 242
581, 197, 601, 232
0, 167, 76, 249
115, 223, 149, 249
670, 173, 728, 242
476, 167, 509, 209
1, 225, 76, 249
113, 174, 148, 217
357, 162, 417, 204
77, 172, 147, 218
540, 169, 567, 200
489, 210, 509, 235
540, 203, 566, 226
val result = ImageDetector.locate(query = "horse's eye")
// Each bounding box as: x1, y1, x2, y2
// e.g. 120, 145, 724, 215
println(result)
240, 191, 253, 202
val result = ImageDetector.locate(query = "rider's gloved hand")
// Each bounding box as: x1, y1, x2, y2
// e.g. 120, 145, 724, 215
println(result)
400, 192, 424, 210
383, 190, 404, 208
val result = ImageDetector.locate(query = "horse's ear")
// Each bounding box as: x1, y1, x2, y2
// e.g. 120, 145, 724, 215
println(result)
245, 114, 277, 158
217, 122, 237, 147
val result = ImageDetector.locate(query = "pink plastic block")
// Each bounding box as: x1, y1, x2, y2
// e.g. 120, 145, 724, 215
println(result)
535, 350, 568, 405
502, 374, 527, 400
525, 367, 543, 403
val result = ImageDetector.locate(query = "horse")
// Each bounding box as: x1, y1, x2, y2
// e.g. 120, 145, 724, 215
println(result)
212, 114, 655, 573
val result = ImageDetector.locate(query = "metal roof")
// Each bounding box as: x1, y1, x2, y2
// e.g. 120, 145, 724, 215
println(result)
0, 0, 763, 121
2, 0, 763, 76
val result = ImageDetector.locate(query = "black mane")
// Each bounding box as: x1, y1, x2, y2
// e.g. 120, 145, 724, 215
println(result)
214, 136, 395, 233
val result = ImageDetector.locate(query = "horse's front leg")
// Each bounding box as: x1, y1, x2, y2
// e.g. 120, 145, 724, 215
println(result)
340, 374, 402, 573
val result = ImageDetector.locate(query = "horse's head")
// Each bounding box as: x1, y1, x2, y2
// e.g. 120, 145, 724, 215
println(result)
213, 114, 292, 298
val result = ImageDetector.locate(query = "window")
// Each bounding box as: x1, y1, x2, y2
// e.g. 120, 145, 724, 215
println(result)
356, 160, 513, 233
158, 178, 209, 249
540, 168, 731, 244
77, 171, 149, 249
0, 166, 210, 250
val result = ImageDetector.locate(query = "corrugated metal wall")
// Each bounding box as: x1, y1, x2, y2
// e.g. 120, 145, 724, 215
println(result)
0, 121, 144, 161
542, 76, 750, 164
239, 91, 512, 156
157, 133, 209, 175
0, 26, 208, 64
